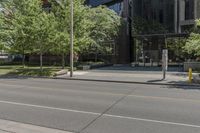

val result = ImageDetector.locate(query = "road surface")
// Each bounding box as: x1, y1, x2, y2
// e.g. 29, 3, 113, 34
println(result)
0, 78, 200, 133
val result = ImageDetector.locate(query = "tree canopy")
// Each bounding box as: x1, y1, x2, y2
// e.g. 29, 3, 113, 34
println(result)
0, 0, 121, 68
185, 19, 200, 56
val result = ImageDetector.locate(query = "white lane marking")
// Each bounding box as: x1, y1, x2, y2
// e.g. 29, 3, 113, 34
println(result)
0, 100, 100, 116
0, 100, 200, 128
104, 114, 200, 128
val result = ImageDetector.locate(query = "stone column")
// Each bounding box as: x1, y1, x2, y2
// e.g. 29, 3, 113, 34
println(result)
194, 0, 197, 19
174, 0, 178, 33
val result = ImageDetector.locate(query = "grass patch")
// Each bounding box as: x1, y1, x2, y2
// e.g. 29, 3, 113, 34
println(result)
0, 65, 67, 77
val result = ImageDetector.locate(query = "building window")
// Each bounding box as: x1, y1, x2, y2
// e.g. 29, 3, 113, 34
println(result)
197, 0, 200, 18
108, 2, 123, 15
185, 0, 194, 20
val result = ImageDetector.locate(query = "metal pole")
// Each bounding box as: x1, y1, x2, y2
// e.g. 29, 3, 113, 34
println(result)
162, 49, 168, 80
70, 0, 74, 77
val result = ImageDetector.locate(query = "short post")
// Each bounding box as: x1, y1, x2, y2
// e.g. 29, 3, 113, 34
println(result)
162, 49, 168, 80
188, 68, 193, 83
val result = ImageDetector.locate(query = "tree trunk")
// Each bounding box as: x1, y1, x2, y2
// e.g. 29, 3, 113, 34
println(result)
95, 49, 98, 62
40, 52, 43, 72
22, 54, 25, 68
22, 49, 25, 68
62, 53, 65, 69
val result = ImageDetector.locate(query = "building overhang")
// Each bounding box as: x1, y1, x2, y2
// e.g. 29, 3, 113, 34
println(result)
179, 20, 195, 26
132, 33, 189, 39
87, 0, 122, 7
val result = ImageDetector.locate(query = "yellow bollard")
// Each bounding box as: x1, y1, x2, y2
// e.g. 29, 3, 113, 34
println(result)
188, 68, 193, 83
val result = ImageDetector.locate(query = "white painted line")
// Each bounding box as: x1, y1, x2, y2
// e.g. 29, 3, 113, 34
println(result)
0, 100, 200, 129
0, 100, 100, 116
0, 119, 72, 133
104, 114, 200, 128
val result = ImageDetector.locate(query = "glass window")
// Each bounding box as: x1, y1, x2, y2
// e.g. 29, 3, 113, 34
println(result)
197, 0, 200, 18
108, 2, 123, 14
185, 0, 194, 20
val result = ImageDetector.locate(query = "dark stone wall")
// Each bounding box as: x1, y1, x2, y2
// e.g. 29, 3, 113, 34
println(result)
115, 21, 131, 64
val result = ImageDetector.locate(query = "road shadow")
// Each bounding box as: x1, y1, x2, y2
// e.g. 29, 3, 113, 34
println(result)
157, 80, 200, 90
0, 74, 29, 79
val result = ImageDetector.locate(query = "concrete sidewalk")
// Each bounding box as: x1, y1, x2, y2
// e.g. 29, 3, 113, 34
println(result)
58, 66, 195, 85
0, 119, 72, 133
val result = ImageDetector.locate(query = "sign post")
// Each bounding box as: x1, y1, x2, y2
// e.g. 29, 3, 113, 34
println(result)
162, 49, 168, 80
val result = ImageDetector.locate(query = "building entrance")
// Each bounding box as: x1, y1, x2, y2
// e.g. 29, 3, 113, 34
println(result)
131, 34, 188, 68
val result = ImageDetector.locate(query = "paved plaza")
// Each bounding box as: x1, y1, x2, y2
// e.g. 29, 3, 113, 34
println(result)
59, 66, 192, 85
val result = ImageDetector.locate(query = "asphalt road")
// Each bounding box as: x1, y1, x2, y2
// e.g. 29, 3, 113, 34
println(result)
0, 78, 200, 133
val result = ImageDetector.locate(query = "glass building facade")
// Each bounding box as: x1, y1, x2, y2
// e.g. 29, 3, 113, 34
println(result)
185, 0, 195, 20
87, 0, 132, 64
108, 1, 123, 14
197, 0, 200, 18
87, 0, 114, 7
87, 0, 123, 15
86, 0, 200, 64
133, 0, 175, 33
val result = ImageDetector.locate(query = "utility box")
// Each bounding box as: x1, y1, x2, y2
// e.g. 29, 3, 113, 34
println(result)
162, 49, 168, 79
162, 49, 168, 71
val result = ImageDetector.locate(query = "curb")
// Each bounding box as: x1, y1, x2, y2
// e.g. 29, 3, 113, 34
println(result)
0, 75, 199, 87
58, 77, 200, 87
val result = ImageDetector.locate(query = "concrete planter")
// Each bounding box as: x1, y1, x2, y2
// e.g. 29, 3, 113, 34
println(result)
53, 69, 68, 77
184, 62, 200, 71
78, 64, 112, 70
80, 65, 91, 70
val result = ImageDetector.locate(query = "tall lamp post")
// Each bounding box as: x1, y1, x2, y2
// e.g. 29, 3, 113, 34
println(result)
69, 0, 74, 77
55, 0, 74, 77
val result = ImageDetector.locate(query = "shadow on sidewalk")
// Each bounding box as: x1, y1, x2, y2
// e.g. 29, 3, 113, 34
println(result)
147, 79, 165, 83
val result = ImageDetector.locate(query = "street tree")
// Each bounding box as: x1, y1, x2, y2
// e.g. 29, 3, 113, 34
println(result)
0, 0, 56, 70
82, 5, 121, 61
0, 0, 42, 67
0, 0, 121, 69
50, 0, 121, 65
31, 12, 57, 71
185, 19, 200, 57
167, 38, 187, 61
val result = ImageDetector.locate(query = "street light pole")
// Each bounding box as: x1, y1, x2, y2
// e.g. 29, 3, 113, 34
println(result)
70, 0, 74, 77
55, 0, 74, 77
